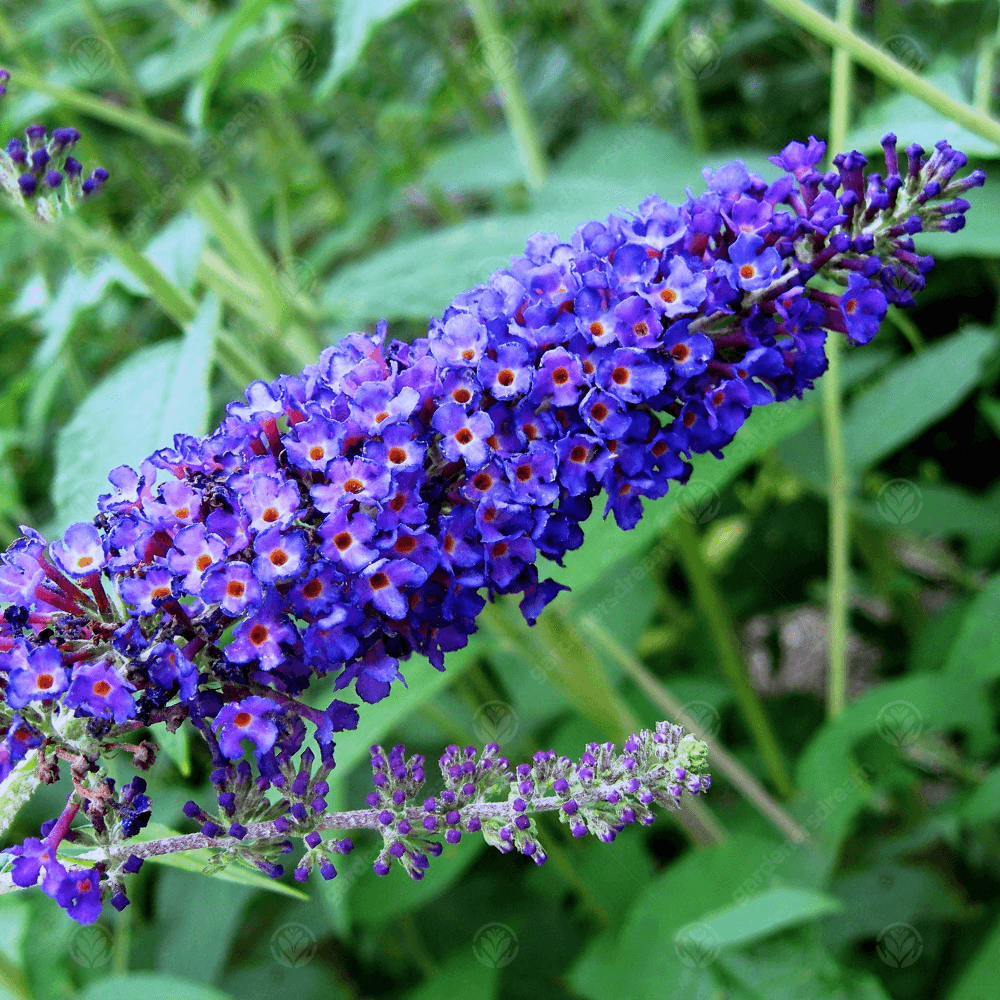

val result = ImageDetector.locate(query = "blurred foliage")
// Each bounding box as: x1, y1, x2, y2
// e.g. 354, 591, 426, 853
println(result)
2, 0, 1000, 998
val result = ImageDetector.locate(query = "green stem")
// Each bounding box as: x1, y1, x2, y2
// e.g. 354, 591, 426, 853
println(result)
973, 2, 1000, 111
822, 336, 850, 721
673, 518, 795, 798
670, 14, 709, 154
886, 304, 924, 353
466, 0, 548, 188
823, 0, 854, 722
580, 616, 809, 845
77, 0, 152, 115
761, 0, 1000, 148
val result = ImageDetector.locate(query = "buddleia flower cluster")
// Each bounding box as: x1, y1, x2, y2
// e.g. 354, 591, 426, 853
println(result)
0, 69, 108, 220
0, 131, 983, 923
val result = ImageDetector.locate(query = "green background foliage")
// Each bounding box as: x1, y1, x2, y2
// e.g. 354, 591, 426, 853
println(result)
1, 0, 1000, 997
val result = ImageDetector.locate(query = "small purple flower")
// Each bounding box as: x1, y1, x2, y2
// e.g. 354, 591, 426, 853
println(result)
534, 347, 585, 406
721, 232, 782, 291
355, 558, 428, 619
5, 645, 69, 708
214, 696, 280, 759
64, 660, 136, 723
284, 416, 343, 473
597, 348, 667, 403
580, 389, 631, 439
226, 593, 298, 670
643, 257, 707, 318
55, 867, 104, 925
252, 527, 308, 583
662, 320, 713, 378
318, 510, 378, 570
312, 459, 392, 510
166, 524, 227, 594
429, 312, 488, 367
201, 561, 263, 616
614, 295, 663, 348
49, 522, 106, 577
478, 343, 533, 399
431, 404, 494, 469
240, 475, 301, 532
839, 273, 887, 345
118, 566, 175, 615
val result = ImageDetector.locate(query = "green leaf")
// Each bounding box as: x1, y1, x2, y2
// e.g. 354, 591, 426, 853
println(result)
77, 973, 232, 1000
630, 0, 687, 67
323, 127, 777, 330
946, 913, 1000, 1000
319, 0, 425, 95
978, 395, 1000, 438
845, 64, 1000, 159
699, 886, 841, 950
843, 326, 995, 472
0, 753, 39, 842
960, 766, 1000, 824
136, 822, 308, 901
714, 929, 892, 1000
568, 833, 825, 1000
51, 295, 217, 533
402, 947, 499, 1000
420, 131, 524, 194
944, 574, 1000, 681
779, 327, 996, 488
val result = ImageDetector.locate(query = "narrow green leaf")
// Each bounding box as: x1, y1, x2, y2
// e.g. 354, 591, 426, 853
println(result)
944, 574, 1000, 681
843, 326, 995, 471
51, 295, 217, 533
946, 913, 1000, 1000
7, 68, 190, 147
630, 0, 687, 68
697, 886, 841, 949
319, 0, 425, 96
0, 753, 39, 841
76, 973, 232, 1000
